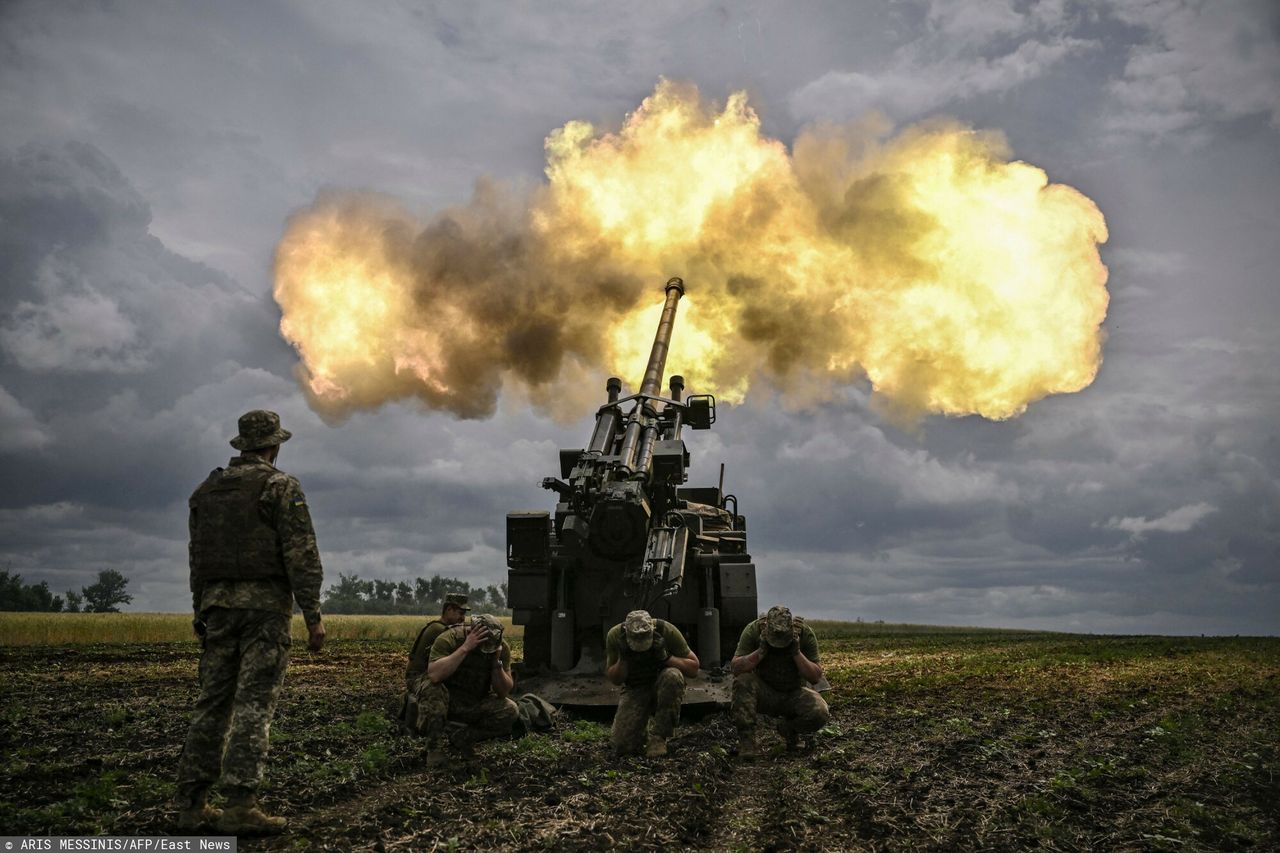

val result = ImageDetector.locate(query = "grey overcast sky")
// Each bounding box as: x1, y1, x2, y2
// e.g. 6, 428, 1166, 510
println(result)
1, 0, 1277, 634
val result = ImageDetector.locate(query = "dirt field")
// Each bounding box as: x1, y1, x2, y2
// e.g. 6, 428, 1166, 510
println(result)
1, 625, 1277, 850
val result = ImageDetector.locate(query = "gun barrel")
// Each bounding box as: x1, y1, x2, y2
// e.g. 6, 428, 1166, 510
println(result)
618, 278, 684, 474
638, 278, 685, 397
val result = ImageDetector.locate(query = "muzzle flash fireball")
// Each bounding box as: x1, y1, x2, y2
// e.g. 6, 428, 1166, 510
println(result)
273, 80, 1108, 426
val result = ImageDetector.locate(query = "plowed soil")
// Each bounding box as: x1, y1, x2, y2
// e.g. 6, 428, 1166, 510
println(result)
2, 627, 1277, 850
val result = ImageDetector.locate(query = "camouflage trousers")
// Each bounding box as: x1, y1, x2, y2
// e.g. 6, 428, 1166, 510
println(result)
731, 672, 829, 734
412, 680, 518, 747
175, 608, 291, 807
611, 667, 684, 755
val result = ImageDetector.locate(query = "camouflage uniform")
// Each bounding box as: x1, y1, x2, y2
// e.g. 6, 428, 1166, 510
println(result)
400, 593, 470, 735
420, 618, 518, 749
731, 609, 829, 741
605, 613, 692, 755
175, 411, 324, 812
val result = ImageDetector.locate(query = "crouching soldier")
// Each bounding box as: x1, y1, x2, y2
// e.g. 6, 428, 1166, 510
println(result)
421, 613, 518, 765
606, 610, 700, 758
730, 605, 829, 760
399, 593, 470, 734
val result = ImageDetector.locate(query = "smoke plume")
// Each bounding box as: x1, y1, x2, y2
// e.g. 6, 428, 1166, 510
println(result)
274, 80, 1108, 422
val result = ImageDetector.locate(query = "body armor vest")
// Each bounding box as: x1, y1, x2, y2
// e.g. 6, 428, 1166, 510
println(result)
447, 632, 496, 702
191, 465, 286, 582
623, 619, 667, 688
406, 620, 445, 680
755, 617, 804, 692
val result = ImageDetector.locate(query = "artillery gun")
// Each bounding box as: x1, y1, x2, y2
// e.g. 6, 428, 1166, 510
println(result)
506, 278, 757, 704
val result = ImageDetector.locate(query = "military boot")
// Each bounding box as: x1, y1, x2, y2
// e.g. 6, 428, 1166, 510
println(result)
174, 788, 222, 832
645, 735, 668, 758
778, 720, 800, 752
736, 729, 760, 761
449, 727, 478, 759
218, 794, 286, 835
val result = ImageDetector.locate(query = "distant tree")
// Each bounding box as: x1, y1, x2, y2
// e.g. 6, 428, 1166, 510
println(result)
0, 570, 66, 612
413, 577, 432, 606
81, 570, 132, 613
483, 584, 506, 611
323, 573, 370, 614
320, 572, 508, 615
32, 582, 63, 613
0, 569, 24, 610
372, 579, 396, 602
65, 590, 83, 613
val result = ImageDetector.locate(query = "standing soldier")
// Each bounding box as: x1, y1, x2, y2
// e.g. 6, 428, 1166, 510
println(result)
421, 613, 518, 766
605, 610, 700, 758
175, 410, 325, 833
730, 605, 829, 760
399, 593, 470, 734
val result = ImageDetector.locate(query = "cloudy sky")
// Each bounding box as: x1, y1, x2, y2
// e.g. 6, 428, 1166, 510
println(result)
1, 0, 1277, 635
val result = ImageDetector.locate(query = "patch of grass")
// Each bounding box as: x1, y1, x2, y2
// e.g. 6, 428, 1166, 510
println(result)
103, 706, 130, 728
0, 612, 523, 645
355, 710, 390, 735
360, 743, 390, 772
561, 719, 609, 743
490, 733, 563, 761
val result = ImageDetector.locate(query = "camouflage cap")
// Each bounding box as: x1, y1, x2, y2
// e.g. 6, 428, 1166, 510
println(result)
763, 605, 795, 647
444, 593, 470, 611
230, 410, 292, 451
623, 609, 656, 651
471, 613, 504, 654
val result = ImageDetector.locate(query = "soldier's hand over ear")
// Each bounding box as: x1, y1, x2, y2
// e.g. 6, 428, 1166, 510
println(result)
462, 625, 490, 653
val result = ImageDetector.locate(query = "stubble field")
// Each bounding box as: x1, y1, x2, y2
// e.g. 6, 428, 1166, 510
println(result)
0, 616, 1276, 851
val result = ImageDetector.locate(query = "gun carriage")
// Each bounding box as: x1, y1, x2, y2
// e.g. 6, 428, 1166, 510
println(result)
506, 278, 758, 704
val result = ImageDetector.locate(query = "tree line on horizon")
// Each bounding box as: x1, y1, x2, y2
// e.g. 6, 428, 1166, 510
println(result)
0, 569, 133, 613
322, 572, 510, 616
0, 568, 508, 618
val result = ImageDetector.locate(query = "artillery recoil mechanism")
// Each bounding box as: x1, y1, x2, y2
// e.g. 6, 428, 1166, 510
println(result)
507, 278, 757, 704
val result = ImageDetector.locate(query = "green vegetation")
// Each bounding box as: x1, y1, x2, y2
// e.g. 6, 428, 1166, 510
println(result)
0, 612, 521, 646
0, 622, 1275, 849
323, 572, 509, 616
0, 568, 132, 614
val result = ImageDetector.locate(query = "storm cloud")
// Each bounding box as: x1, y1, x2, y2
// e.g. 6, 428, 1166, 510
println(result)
0, 1, 1276, 634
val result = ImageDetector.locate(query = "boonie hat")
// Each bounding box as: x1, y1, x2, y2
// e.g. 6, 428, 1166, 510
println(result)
763, 605, 795, 648
444, 593, 471, 611
471, 613, 504, 654
624, 609, 656, 652
230, 410, 292, 451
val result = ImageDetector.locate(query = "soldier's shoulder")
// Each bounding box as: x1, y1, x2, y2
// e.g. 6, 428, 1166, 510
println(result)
265, 469, 303, 490
265, 471, 309, 507
429, 624, 464, 654
193, 466, 225, 486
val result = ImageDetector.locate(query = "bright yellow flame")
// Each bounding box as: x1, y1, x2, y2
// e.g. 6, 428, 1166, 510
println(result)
274, 80, 1108, 423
